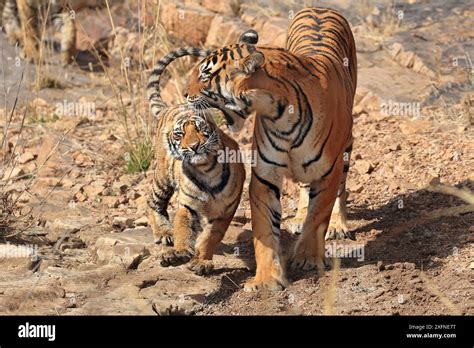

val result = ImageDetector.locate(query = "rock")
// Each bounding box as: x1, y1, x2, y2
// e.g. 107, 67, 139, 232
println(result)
127, 191, 141, 201
51, 217, 96, 231
94, 227, 153, 269
68, 284, 155, 315
350, 183, 364, 193
134, 216, 148, 227
353, 160, 374, 174
73, 152, 94, 167
18, 152, 36, 164
112, 216, 134, 230
372, 288, 385, 298
205, 15, 250, 47
258, 17, 287, 47
83, 183, 105, 198
377, 261, 385, 272
112, 181, 128, 194
399, 119, 431, 135
1, 167, 25, 180
160, 1, 215, 46
139, 267, 219, 315
74, 192, 87, 202
200, 0, 239, 16
135, 196, 149, 212
102, 196, 120, 208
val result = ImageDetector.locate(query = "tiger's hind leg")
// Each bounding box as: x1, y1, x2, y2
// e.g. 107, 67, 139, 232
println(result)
2, 0, 22, 45
148, 179, 174, 246
290, 158, 343, 275
16, 0, 39, 62
287, 183, 310, 235
57, 11, 76, 66
326, 143, 353, 240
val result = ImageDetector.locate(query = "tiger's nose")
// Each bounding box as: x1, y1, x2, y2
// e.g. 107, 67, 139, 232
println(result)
188, 142, 200, 152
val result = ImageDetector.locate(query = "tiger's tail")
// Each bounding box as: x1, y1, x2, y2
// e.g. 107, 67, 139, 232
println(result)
147, 47, 212, 117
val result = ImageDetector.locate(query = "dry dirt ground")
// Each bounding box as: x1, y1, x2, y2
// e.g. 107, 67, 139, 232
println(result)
0, 0, 473, 315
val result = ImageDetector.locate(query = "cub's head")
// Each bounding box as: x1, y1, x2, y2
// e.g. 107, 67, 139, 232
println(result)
186, 29, 265, 132
164, 106, 220, 164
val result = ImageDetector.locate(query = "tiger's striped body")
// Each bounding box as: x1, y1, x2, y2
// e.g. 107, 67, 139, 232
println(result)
2, 0, 101, 65
183, 8, 357, 290
147, 49, 245, 275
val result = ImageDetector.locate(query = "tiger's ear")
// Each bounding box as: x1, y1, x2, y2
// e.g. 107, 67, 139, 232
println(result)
239, 51, 265, 75
239, 29, 259, 45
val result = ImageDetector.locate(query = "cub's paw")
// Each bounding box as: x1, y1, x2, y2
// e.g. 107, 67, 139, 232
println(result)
187, 259, 214, 276
160, 248, 194, 267
155, 234, 174, 246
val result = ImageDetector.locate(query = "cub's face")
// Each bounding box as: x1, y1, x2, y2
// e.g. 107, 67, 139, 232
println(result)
167, 114, 219, 164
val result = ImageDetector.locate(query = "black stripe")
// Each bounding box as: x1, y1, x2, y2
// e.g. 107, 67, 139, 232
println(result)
309, 188, 324, 199
253, 173, 280, 200
256, 141, 287, 167
182, 161, 230, 198
302, 123, 333, 169
183, 204, 198, 218
321, 156, 338, 178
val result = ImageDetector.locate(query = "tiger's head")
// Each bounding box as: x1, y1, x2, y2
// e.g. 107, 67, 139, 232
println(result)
186, 29, 266, 132
163, 106, 220, 165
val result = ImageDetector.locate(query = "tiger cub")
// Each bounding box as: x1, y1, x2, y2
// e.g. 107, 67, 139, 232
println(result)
2, 0, 101, 65
147, 48, 245, 275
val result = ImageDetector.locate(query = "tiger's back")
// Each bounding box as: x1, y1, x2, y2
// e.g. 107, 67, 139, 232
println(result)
287, 7, 357, 91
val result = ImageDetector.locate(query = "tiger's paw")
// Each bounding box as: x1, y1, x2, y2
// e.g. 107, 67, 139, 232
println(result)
160, 248, 193, 267
244, 276, 287, 292
187, 259, 214, 276
155, 234, 174, 246
325, 221, 354, 241
290, 252, 326, 274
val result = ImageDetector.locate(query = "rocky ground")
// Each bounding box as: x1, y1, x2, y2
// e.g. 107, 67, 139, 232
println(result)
0, 0, 473, 315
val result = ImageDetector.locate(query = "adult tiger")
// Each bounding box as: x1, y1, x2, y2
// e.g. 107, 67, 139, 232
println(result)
2, 0, 102, 65
150, 7, 357, 290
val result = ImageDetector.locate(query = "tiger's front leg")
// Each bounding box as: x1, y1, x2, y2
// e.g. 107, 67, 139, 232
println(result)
160, 205, 197, 267
291, 158, 344, 275
58, 11, 77, 66
187, 216, 231, 276
244, 169, 288, 291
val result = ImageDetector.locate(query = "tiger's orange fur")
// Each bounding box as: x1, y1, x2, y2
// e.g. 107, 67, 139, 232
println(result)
183, 7, 357, 290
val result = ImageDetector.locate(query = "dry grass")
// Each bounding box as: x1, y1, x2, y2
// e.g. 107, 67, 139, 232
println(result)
83, 0, 195, 172
323, 257, 340, 315
355, 0, 403, 40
